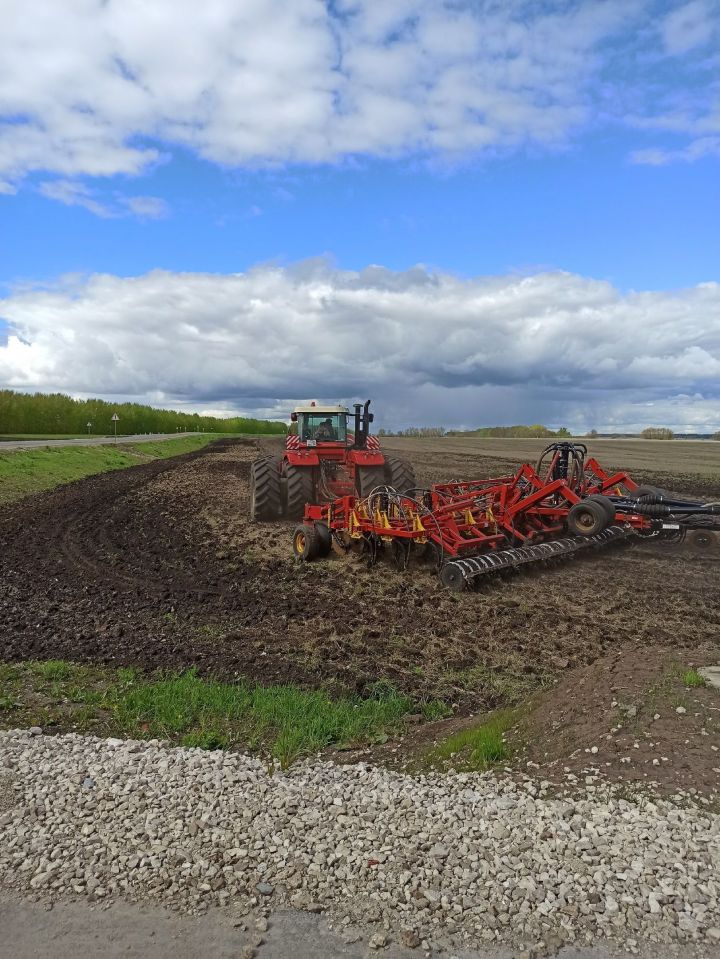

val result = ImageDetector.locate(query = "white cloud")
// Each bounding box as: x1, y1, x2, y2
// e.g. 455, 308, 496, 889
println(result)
122, 195, 169, 219
37, 179, 168, 218
660, 0, 718, 55
630, 135, 720, 165
1, 262, 718, 433
0, 0, 645, 187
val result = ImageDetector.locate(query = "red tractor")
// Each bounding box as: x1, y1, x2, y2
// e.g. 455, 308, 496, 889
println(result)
250, 400, 416, 520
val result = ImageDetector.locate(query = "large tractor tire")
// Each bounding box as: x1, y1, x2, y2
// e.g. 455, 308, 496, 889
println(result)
250, 456, 282, 520
384, 456, 416, 493
357, 467, 386, 498
285, 464, 315, 520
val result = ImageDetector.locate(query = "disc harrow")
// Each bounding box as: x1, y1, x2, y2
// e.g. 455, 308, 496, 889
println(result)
291, 442, 720, 589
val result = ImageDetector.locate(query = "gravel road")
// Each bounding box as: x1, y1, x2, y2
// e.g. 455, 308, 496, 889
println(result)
1, 730, 718, 956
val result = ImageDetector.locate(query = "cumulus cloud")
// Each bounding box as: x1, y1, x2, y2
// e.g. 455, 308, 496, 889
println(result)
1, 262, 718, 433
0, 0, 648, 188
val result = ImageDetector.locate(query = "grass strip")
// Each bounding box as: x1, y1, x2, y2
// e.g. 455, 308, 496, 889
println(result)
0, 435, 214, 504
0, 661, 433, 766
425, 709, 517, 772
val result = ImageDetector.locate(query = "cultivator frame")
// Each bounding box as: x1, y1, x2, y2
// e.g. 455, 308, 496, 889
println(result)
291, 442, 720, 589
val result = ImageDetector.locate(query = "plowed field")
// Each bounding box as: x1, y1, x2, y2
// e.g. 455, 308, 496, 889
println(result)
1, 437, 718, 716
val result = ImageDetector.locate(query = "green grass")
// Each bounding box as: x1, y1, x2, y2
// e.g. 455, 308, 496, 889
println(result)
30, 660, 72, 681
0, 435, 214, 504
0, 661, 421, 767
682, 669, 706, 689
426, 709, 517, 772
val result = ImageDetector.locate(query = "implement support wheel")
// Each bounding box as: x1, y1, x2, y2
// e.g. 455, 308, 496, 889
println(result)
315, 522, 333, 557
687, 529, 718, 551
567, 499, 608, 537
292, 525, 321, 561
586, 494, 615, 525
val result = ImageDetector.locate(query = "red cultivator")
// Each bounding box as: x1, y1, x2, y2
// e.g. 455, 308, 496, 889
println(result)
291, 443, 720, 590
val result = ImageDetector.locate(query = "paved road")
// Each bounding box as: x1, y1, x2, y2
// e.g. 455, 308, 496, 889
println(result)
1, 892, 695, 959
0, 432, 201, 450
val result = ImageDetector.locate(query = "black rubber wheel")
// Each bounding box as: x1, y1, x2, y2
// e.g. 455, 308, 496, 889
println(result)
356, 467, 386, 498
384, 456, 417, 493
586, 494, 615, 524
687, 529, 718, 551
417, 540, 442, 569
633, 485, 665, 499
567, 500, 609, 537
285, 464, 314, 519
315, 522, 333, 557
292, 525, 320, 561
250, 456, 282, 520
440, 562, 466, 591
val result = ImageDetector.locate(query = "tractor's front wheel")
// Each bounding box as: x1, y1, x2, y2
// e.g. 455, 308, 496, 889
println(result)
285, 464, 314, 519
384, 456, 416, 493
250, 456, 282, 520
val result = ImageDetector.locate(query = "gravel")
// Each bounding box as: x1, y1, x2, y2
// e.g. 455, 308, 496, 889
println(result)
0, 729, 719, 951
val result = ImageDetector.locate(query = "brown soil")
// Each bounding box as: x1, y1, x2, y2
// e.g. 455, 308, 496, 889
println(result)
1, 436, 719, 794
517, 645, 720, 800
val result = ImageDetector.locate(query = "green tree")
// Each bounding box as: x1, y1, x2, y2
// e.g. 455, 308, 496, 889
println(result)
0, 390, 286, 437
640, 427, 674, 440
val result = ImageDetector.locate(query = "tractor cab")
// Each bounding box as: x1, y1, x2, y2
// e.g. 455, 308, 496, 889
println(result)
290, 400, 375, 449
292, 404, 349, 445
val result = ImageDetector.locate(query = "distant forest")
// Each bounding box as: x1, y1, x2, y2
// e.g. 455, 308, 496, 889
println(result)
0, 390, 286, 436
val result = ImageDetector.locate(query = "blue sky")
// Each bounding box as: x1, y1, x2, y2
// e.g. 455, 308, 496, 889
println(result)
1, 0, 719, 432
2, 139, 719, 293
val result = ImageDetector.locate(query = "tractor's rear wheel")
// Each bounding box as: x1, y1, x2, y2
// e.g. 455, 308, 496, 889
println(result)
567, 499, 608, 537
384, 456, 417, 493
357, 467, 386, 498
285, 465, 314, 520
250, 456, 282, 520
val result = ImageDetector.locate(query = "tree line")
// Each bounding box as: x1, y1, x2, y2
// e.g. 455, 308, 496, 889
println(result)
447, 425, 572, 438
0, 390, 286, 436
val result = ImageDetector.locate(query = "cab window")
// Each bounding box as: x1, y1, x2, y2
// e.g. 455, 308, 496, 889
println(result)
299, 413, 346, 442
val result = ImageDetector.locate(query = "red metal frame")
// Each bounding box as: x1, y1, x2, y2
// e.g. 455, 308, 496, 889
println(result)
302, 457, 651, 560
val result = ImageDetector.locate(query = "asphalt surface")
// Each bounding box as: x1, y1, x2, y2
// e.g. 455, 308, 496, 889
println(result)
1, 892, 704, 959
0, 432, 200, 450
